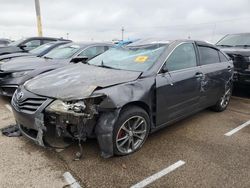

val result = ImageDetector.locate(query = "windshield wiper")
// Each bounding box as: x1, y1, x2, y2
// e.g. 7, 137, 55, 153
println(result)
97, 60, 114, 69
217, 44, 234, 47
43, 56, 52, 59
96, 60, 122, 70
234, 45, 250, 48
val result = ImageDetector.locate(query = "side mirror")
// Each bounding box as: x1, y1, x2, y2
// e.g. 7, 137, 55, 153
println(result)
70, 56, 89, 63
161, 65, 169, 74
19, 44, 27, 50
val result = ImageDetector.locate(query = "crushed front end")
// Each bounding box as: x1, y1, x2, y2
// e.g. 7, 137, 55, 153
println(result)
227, 54, 250, 85
11, 87, 103, 155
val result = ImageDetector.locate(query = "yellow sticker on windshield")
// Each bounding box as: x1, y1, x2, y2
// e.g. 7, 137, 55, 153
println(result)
135, 56, 148, 63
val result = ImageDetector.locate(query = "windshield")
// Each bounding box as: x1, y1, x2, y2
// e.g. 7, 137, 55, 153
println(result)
44, 44, 80, 59
217, 34, 250, 47
8, 38, 26, 46
29, 42, 55, 55
88, 45, 167, 72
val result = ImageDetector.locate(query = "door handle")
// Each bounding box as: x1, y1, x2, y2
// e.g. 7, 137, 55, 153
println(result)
195, 72, 203, 78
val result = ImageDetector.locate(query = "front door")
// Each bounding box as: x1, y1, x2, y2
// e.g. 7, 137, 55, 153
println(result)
156, 43, 201, 126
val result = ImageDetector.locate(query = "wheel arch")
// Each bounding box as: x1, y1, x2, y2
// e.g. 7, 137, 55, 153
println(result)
119, 101, 155, 130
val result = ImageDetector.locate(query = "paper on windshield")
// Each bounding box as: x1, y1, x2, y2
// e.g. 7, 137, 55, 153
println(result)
135, 56, 148, 63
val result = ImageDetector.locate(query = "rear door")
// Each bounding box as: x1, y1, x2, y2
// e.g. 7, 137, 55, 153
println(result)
156, 42, 202, 126
197, 45, 232, 108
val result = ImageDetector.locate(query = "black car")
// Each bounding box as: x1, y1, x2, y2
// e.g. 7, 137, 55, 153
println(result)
0, 42, 112, 96
0, 41, 71, 62
11, 39, 233, 158
216, 33, 250, 85
0, 37, 69, 56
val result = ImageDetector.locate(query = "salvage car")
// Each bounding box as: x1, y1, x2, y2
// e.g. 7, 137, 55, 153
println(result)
0, 42, 112, 96
0, 37, 69, 56
0, 40, 71, 62
216, 33, 250, 85
11, 39, 233, 158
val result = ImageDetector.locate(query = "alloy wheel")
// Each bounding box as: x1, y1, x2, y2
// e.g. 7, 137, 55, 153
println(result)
220, 87, 231, 109
115, 116, 147, 154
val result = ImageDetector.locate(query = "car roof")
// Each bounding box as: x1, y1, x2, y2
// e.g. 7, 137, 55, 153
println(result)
20, 36, 70, 41
0, 38, 11, 42
127, 38, 172, 47
61, 42, 113, 48
127, 38, 218, 49
225, 33, 250, 36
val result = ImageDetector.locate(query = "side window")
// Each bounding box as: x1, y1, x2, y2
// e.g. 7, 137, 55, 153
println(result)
219, 51, 229, 62
43, 39, 55, 44
198, 46, 220, 65
24, 40, 41, 50
164, 43, 197, 71
78, 46, 105, 59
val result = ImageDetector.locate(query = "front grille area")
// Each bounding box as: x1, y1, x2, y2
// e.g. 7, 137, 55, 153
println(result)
229, 54, 250, 70
12, 93, 47, 113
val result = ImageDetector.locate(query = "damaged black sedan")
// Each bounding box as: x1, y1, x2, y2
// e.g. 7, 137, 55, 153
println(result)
11, 39, 233, 158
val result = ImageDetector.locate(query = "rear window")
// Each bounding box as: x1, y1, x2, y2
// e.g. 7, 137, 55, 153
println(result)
198, 46, 220, 65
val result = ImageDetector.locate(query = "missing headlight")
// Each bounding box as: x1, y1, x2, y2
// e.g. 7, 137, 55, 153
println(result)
71, 101, 86, 113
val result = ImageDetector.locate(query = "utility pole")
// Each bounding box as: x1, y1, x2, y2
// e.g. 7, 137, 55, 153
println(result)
121, 26, 124, 41
34, 0, 43, 37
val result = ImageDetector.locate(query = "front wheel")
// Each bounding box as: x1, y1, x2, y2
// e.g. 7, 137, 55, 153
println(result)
211, 86, 232, 112
113, 106, 150, 156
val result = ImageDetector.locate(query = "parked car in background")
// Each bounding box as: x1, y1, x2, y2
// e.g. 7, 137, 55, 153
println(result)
0, 37, 70, 56
115, 39, 139, 46
216, 33, 250, 85
0, 41, 71, 63
11, 39, 233, 158
0, 38, 11, 47
0, 42, 113, 96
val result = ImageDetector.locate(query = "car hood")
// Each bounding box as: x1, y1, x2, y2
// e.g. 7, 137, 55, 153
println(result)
0, 46, 23, 55
0, 57, 68, 72
0, 52, 32, 62
25, 63, 141, 101
219, 47, 250, 57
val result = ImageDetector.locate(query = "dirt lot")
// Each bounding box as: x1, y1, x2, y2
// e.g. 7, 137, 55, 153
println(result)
0, 86, 249, 188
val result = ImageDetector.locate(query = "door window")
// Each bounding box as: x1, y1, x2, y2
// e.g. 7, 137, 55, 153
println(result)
78, 46, 106, 59
23, 40, 41, 50
43, 39, 56, 44
164, 43, 197, 72
198, 46, 220, 65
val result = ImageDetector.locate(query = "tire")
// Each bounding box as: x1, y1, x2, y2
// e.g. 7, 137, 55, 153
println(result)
113, 106, 150, 156
211, 85, 232, 112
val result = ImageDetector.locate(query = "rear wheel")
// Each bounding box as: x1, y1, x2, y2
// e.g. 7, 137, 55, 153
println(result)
113, 106, 150, 156
211, 86, 232, 112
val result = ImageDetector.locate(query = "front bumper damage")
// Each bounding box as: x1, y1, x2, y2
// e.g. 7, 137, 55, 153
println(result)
233, 70, 250, 85
12, 87, 120, 158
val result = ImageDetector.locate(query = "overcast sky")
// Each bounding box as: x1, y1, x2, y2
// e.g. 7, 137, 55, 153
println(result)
0, 0, 250, 43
